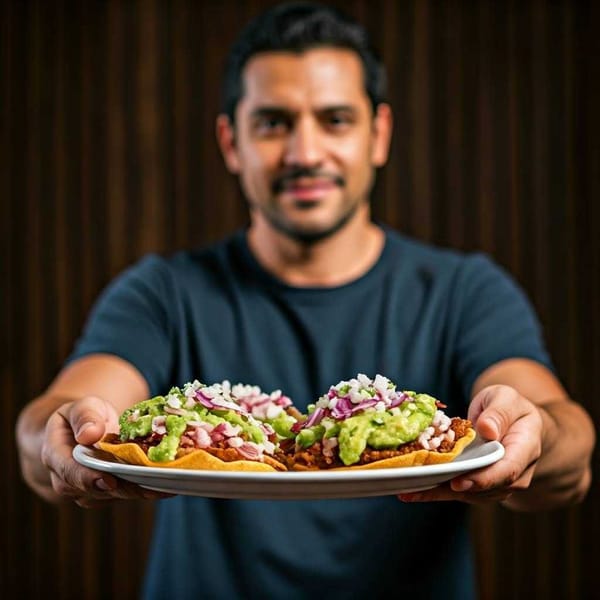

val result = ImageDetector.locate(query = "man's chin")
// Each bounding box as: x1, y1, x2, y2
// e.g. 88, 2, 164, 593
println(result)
269, 213, 357, 245
278, 226, 339, 245
252, 196, 364, 245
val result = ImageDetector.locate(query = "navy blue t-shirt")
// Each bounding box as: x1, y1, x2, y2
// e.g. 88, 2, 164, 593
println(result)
69, 228, 552, 599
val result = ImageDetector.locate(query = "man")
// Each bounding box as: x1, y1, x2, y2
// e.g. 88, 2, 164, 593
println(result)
16, 3, 594, 599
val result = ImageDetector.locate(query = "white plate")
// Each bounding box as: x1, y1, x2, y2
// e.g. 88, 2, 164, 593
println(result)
73, 437, 503, 500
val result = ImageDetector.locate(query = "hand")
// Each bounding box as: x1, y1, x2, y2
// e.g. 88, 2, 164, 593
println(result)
41, 396, 172, 508
398, 385, 543, 505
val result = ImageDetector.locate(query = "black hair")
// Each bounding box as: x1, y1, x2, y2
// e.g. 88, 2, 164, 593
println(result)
221, 2, 387, 122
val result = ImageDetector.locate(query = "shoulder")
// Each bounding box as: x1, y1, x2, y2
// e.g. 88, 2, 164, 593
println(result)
114, 234, 240, 293
382, 230, 530, 315
384, 229, 499, 286
386, 230, 464, 265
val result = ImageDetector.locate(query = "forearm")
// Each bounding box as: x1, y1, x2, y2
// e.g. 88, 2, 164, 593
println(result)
502, 399, 595, 511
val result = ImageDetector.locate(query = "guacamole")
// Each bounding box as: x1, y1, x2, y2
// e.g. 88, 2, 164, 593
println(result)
117, 381, 295, 462
297, 393, 437, 465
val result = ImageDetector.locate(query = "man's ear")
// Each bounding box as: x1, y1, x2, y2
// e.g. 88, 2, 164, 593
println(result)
371, 103, 393, 167
216, 114, 241, 174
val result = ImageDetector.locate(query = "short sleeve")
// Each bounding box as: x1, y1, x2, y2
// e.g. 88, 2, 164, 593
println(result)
66, 255, 174, 395
453, 254, 554, 400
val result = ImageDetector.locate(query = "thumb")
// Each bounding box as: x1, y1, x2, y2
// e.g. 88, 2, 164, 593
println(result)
475, 413, 501, 441
469, 385, 523, 441
68, 396, 114, 445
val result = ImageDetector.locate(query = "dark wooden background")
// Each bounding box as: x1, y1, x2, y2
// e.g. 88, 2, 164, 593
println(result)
2, 0, 598, 598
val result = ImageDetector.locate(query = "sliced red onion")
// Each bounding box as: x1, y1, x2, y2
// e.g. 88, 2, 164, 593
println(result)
195, 390, 245, 414
195, 391, 217, 409
390, 392, 410, 408
275, 395, 292, 407
330, 397, 353, 419
304, 406, 325, 427
242, 395, 271, 409
291, 406, 325, 432
213, 421, 241, 438
211, 397, 245, 413
260, 422, 275, 436
236, 442, 262, 460
192, 427, 212, 448
350, 398, 378, 414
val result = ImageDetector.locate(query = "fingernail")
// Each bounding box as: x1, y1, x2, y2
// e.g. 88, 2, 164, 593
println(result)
486, 418, 500, 439
142, 489, 162, 499
399, 493, 421, 502
77, 422, 95, 437
454, 480, 473, 492
95, 478, 111, 491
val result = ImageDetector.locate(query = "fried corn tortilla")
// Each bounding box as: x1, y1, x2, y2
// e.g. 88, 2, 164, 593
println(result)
284, 375, 477, 471
97, 377, 475, 474
97, 438, 287, 472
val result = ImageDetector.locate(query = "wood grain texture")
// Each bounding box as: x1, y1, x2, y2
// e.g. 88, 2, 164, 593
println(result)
2, 1, 598, 598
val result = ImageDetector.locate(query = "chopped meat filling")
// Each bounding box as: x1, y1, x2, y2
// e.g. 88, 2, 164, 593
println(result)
101, 432, 287, 470
275, 418, 472, 471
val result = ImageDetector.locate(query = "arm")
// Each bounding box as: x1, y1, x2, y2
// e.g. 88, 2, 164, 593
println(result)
467, 358, 594, 510
16, 353, 168, 507
400, 358, 595, 510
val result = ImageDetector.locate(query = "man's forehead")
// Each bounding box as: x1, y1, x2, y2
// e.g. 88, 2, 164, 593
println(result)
239, 47, 369, 110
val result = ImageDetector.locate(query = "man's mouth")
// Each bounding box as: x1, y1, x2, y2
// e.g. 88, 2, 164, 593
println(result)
272, 169, 345, 200
280, 179, 339, 201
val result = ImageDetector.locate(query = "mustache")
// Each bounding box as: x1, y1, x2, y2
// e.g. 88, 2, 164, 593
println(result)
271, 167, 346, 194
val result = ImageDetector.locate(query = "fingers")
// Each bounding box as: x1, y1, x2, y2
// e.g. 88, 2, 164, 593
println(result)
450, 457, 537, 494
75, 488, 175, 509
399, 461, 537, 505
469, 385, 530, 440
399, 483, 514, 505
62, 395, 119, 445
42, 407, 117, 497
41, 398, 164, 506
398, 386, 543, 506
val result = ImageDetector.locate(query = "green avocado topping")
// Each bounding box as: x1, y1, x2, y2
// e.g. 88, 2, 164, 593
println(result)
299, 392, 438, 466
115, 382, 296, 462
147, 415, 188, 461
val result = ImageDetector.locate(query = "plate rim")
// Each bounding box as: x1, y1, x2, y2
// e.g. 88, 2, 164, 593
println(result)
73, 437, 504, 483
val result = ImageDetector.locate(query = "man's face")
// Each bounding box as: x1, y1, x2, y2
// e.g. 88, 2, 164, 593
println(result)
218, 48, 392, 243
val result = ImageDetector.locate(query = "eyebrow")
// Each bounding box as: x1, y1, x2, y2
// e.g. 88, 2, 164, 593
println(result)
249, 104, 358, 119
250, 107, 294, 120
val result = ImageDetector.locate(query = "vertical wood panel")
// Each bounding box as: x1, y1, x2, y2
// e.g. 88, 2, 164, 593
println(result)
0, 0, 14, 592
3, 1, 597, 598
507, 0, 522, 279
137, 0, 164, 254
442, 0, 466, 249
107, 0, 128, 274
410, 0, 432, 241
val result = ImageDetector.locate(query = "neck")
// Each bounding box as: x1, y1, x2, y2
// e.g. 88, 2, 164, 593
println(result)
246, 205, 385, 287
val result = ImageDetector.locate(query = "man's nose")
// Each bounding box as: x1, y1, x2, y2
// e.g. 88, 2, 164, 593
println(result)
283, 120, 324, 167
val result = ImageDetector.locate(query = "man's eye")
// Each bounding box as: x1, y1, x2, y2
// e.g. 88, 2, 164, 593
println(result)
325, 113, 353, 129
255, 117, 288, 135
